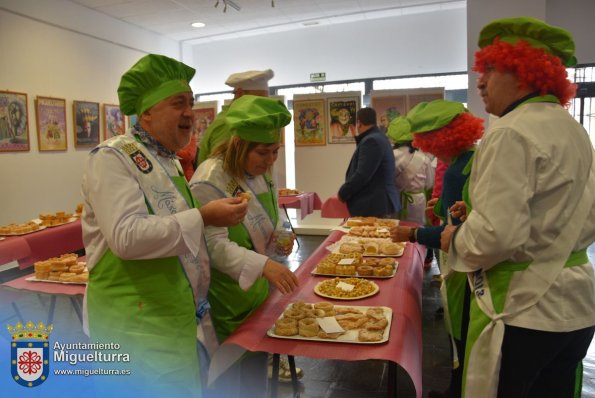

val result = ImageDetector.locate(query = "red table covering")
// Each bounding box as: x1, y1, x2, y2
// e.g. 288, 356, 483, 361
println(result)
3, 273, 85, 296
278, 192, 322, 220
211, 228, 426, 397
0, 220, 84, 269
320, 195, 350, 219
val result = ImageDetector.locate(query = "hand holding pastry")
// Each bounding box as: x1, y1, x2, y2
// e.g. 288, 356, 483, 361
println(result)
199, 197, 248, 227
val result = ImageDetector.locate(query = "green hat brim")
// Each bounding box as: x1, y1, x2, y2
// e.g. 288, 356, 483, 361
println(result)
408, 100, 466, 134
225, 95, 291, 144
387, 117, 412, 143
478, 17, 577, 67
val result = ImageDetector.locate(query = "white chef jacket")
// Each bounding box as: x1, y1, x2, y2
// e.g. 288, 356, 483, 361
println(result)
393, 147, 435, 224
81, 131, 208, 329
449, 102, 595, 332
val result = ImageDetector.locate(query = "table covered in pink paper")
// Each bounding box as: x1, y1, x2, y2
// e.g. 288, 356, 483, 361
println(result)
0, 220, 84, 269
213, 227, 426, 397
320, 195, 350, 219
278, 192, 322, 220
3, 273, 85, 296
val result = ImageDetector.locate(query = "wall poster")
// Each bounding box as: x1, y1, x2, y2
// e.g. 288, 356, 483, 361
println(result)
293, 99, 326, 146
103, 104, 125, 140
192, 101, 218, 147
327, 96, 360, 144
36, 96, 67, 151
0, 90, 29, 152
73, 100, 100, 148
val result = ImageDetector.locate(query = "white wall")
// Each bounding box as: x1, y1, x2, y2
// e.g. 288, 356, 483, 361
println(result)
0, 1, 179, 225
190, 9, 467, 94
190, 9, 468, 230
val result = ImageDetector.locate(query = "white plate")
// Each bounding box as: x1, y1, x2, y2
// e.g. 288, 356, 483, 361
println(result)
26, 276, 87, 285
314, 278, 379, 300
326, 237, 405, 257
311, 261, 398, 279
266, 304, 392, 344
0, 226, 47, 236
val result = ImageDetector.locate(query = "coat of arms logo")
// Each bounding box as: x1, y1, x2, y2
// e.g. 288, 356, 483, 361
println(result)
8, 321, 53, 387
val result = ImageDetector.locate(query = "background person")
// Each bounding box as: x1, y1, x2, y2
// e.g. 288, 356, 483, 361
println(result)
338, 107, 400, 217
387, 116, 435, 225
81, 54, 248, 397
197, 69, 274, 165
190, 95, 299, 397
441, 17, 595, 398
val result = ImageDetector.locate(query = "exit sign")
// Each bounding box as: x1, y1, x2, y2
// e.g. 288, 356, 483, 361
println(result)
310, 72, 326, 82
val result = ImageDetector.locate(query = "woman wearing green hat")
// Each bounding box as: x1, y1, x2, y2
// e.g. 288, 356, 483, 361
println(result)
441, 17, 595, 398
190, 95, 300, 397
387, 116, 435, 225
390, 99, 484, 398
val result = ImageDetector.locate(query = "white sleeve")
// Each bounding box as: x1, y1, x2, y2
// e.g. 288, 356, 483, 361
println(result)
450, 128, 533, 271
84, 148, 205, 260
190, 181, 268, 290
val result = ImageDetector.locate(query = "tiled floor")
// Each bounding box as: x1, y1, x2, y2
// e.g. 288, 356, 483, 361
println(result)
1, 236, 593, 398
275, 235, 595, 398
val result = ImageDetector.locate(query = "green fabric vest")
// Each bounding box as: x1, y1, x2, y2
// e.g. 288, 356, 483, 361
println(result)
208, 189, 278, 342
87, 176, 202, 397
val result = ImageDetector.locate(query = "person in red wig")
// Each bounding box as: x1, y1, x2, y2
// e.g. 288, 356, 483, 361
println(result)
442, 17, 595, 398
391, 99, 484, 398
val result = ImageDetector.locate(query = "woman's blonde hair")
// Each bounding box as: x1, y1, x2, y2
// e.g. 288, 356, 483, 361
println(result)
210, 136, 260, 181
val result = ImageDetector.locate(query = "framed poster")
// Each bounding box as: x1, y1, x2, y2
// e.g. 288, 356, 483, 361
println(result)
35, 96, 67, 151
370, 94, 407, 134
327, 96, 360, 144
0, 90, 29, 152
127, 114, 138, 130
293, 99, 326, 146
73, 100, 100, 147
192, 101, 218, 147
103, 104, 125, 140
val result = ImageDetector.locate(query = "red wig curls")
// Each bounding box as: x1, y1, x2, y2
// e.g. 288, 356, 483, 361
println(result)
473, 38, 576, 106
412, 112, 484, 159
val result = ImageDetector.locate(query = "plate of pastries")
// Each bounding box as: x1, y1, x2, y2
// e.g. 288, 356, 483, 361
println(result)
0, 221, 45, 236
268, 301, 392, 343
328, 236, 406, 257
312, 252, 398, 278
344, 217, 399, 228
278, 188, 302, 196
27, 253, 89, 284
314, 277, 379, 300
37, 211, 77, 227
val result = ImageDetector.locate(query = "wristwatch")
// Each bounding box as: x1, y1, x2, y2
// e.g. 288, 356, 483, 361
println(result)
408, 227, 417, 243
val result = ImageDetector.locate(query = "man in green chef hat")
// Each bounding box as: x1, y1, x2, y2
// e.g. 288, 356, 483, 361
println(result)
81, 53, 249, 397
441, 17, 595, 398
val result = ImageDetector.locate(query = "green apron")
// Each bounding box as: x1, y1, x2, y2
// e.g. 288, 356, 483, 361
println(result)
208, 189, 279, 342
462, 251, 588, 398
87, 176, 202, 397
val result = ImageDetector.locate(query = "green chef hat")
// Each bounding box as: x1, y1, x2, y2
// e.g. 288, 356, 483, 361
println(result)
118, 54, 195, 116
225, 95, 291, 143
407, 100, 466, 134
387, 116, 412, 144
478, 17, 577, 67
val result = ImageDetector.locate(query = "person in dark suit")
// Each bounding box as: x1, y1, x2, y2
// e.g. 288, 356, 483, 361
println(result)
338, 107, 400, 217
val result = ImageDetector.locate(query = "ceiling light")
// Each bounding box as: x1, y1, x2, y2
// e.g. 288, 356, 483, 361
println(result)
191, 22, 206, 28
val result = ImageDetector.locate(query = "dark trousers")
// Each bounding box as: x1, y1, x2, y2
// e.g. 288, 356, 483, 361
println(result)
498, 324, 595, 398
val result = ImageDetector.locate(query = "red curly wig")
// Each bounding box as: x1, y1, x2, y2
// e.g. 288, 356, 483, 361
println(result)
473, 38, 576, 106
412, 112, 484, 159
